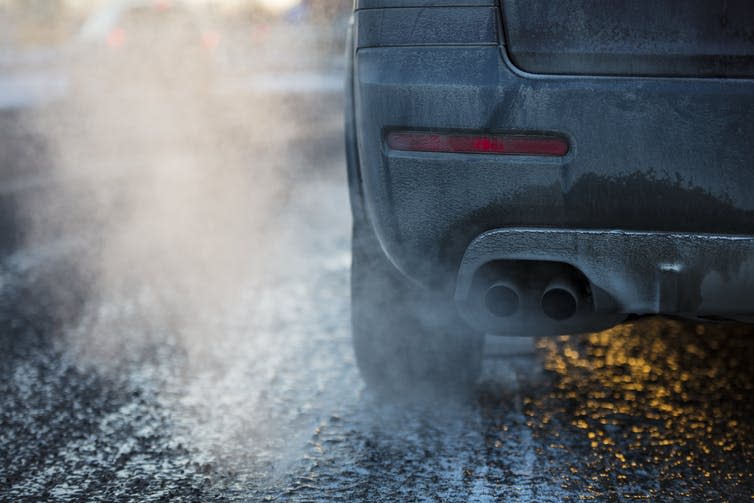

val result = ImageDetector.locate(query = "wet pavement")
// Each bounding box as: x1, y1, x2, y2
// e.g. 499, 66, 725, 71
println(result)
1, 161, 753, 501
1, 22, 753, 503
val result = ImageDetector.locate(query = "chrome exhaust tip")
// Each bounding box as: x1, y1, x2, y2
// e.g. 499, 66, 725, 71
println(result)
541, 276, 580, 321
484, 281, 521, 318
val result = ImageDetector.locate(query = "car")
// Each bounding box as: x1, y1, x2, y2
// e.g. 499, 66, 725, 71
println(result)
345, 0, 754, 396
75, 0, 218, 100
67, 0, 221, 154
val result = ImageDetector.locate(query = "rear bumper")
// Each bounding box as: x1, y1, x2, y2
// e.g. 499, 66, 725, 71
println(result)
354, 44, 754, 291
455, 228, 754, 325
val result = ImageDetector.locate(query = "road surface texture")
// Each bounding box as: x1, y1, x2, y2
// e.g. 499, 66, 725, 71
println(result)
1, 22, 753, 503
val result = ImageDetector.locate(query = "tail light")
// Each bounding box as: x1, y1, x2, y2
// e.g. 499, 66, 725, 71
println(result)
386, 131, 569, 156
107, 28, 126, 48
202, 31, 220, 50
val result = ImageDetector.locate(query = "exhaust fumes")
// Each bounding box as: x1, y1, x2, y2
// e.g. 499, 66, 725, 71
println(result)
14, 1, 352, 485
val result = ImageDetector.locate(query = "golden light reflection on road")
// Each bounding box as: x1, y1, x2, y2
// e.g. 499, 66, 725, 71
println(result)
522, 318, 753, 500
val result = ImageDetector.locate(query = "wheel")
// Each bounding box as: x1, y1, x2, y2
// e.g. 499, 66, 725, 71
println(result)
350, 218, 484, 400
345, 21, 481, 399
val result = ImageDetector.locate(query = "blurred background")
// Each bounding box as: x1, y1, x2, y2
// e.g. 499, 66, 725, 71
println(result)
0, 0, 351, 289
0, 1, 362, 498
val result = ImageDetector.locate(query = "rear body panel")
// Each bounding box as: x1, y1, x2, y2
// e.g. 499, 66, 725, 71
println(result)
349, 4, 754, 321
502, 0, 754, 77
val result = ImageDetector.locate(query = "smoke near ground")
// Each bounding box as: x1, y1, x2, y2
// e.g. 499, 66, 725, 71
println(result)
21, 2, 343, 359
4, 2, 354, 495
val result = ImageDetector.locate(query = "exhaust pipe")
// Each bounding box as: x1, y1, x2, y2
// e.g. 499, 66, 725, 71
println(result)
456, 255, 605, 334
484, 280, 521, 318
541, 275, 580, 321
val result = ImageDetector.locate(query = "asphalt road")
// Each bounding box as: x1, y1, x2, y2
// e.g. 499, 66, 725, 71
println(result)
1, 52, 754, 503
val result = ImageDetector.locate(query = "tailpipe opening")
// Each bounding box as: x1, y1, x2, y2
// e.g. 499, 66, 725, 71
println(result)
484, 281, 520, 318
541, 276, 581, 321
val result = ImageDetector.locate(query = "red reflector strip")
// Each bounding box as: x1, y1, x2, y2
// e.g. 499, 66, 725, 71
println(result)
387, 132, 569, 156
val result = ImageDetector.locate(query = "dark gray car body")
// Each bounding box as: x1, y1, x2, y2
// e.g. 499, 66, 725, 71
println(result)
347, 0, 754, 335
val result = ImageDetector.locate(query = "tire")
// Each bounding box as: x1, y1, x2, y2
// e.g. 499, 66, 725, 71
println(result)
350, 218, 484, 400
345, 21, 481, 399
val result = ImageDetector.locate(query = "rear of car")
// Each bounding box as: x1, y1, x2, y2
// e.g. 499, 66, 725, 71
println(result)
346, 0, 754, 395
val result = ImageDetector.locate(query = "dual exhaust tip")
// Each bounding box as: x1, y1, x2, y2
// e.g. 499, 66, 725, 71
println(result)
483, 275, 581, 321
